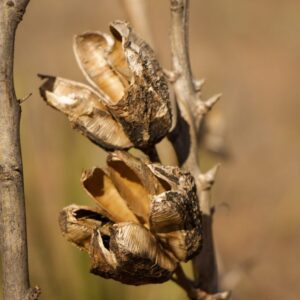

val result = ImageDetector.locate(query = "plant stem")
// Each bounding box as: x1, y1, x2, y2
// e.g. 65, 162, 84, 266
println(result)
169, 0, 219, 294
0, 1, 39, 299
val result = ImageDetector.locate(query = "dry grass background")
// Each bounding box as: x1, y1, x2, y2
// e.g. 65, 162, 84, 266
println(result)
3, 0, 299, 299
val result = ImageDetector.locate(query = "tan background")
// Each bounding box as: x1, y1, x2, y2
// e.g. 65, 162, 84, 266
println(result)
4, 0, 300, 299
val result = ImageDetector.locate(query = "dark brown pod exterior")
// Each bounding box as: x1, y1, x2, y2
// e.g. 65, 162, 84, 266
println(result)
147, 164, 203, 262
59, 205, 176, 285
108, 20, 171, 148
74, 21, 172, 148
90, 223, 177, 285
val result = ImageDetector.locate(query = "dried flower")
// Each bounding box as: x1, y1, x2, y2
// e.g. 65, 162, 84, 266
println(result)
59, 151, 202, 285
39, 20, 171, 150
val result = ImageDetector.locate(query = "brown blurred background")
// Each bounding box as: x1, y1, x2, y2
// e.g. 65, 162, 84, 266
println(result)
5, 0, 300, 299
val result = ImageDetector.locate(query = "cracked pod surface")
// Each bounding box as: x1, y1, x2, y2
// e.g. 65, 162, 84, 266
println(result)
40, 20, 171, 150
147, 164, 203, 261
59, 151, 202, 285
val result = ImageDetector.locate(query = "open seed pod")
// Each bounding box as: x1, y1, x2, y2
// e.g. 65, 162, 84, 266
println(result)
40, 20, 171, 150
147, 164, 203, 261
106, 151, 202, 261
90, 223, 177, 285
59, 151, 202, 285
74, 20, 171, 148
59, 205, 176, 285
39, 75, 132, 150
59, 204, 112, 251
106, 151, 164, 224
81, 167, 139, 223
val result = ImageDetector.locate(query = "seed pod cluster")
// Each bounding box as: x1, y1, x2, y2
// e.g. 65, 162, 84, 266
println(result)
39, 20, 171, 150
59, 151, 202, 285
40, 20, 203, 286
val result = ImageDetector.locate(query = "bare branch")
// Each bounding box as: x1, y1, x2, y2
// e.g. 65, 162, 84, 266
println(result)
0, 0, 39, 299
169, 0, 200, 176
168, 0, 223, 295
18, 92, 32, 104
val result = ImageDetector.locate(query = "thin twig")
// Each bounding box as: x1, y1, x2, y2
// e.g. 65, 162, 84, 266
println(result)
18, 92, 32, 104
0, 0, 39, 299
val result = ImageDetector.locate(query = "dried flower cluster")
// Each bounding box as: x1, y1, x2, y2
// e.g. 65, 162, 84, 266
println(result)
40, 20, 203, 286
39, 20, 171, 150
59, 151, 202, 284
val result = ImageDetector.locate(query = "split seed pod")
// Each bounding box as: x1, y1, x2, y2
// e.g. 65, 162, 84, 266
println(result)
39, 76, 132, 149
39, 20, 171, 150
147, 164, 202, 261
59, 151, 202, 285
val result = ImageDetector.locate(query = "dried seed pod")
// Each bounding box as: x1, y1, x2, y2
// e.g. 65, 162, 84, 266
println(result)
73, 32, 130, 103
40, 21, 172, 150
59, 205, 177, 285
81, 167, 139, 224
73, 20, 172, 148
59, 204, 110, 251
59, 151, 202, 284
108, 150, 163, 195
106, 151, 165, 224
39, 75, 132, 150
147, 164, 202, 262
104, 152, 202, 261
90, 222, 177, 285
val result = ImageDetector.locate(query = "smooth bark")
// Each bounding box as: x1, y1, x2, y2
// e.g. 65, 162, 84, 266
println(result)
0, 1, 39, 299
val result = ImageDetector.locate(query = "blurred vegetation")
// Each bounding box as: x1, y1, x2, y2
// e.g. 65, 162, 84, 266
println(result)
1, 0, 299, 299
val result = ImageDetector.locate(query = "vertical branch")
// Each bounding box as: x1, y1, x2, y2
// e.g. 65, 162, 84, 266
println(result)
169, 0, 225, 297
169, 0, 200, 178
0, 1, 39, 299
192, 167, 220, 293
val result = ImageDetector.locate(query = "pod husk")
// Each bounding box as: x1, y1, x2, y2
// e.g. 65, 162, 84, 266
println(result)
147, 164, 203, 261
73, 21, 172, 148
39, 75, 133, 150
81, 167, 138, 223
90, 222, 177, 285
59, 204, 110, 251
